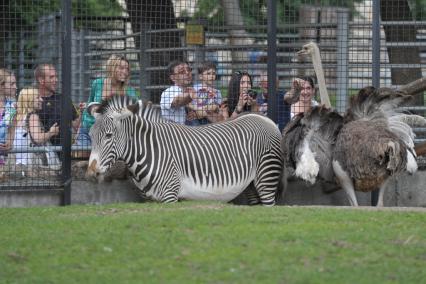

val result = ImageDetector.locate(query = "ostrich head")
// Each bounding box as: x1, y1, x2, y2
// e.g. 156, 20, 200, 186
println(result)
297, 42, 319, 57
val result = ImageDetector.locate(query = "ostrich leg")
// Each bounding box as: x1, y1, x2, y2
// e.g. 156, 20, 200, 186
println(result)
332, 160, 358, 206
376, 178, 393, 207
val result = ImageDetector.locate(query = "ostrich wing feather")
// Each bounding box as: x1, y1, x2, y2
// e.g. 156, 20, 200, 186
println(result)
282, 106, 343, 183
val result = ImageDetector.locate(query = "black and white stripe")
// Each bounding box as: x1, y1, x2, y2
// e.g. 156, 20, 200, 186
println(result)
89, 96, 283, 205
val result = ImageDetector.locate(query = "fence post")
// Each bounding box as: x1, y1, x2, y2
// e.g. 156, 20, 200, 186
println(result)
74, 29, 88, 103
371, 0, 381, 206
267, 0, 277, 123
61, 0, 72, 205
19, 32, 26, 88
140, 22, 151, 101
336, 8, 349, 114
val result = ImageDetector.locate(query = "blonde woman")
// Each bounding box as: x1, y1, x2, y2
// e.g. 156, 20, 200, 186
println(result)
76, 54, 138, 148
14, 88, 59, 167
0, 68, 17, 167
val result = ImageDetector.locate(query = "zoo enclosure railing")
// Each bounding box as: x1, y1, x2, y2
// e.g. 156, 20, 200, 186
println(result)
1, 0, 426, 198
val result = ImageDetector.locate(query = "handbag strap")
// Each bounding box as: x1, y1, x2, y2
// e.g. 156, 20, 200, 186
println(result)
25, 112, 40, 146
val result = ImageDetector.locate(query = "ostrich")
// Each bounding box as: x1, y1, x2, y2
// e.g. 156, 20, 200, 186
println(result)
297, 42, 332, 108
332, 87, 421, 206
282, 42, 426, 206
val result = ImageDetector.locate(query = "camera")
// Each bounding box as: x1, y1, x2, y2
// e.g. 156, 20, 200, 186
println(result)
246, 89, 258, 99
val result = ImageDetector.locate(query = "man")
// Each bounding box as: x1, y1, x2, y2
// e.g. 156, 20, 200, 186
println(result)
257, 71, 291, 132
160, 60, 195, 124
34, 63, 79, 146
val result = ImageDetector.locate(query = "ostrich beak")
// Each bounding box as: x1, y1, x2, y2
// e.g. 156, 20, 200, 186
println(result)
297, 47, 308, 56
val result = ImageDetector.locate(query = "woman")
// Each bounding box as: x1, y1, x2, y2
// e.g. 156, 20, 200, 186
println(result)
284, 76, 318, 118
14, 87, 60, 171
226, 71, 258, 119
76, 54, 138, 149
0, 68, 17, 169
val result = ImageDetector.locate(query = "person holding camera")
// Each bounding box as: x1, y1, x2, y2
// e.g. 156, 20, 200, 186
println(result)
226, 71, 258, 119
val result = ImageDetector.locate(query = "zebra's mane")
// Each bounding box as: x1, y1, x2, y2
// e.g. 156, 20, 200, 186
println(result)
98, 95, 136, 115
97, 95, 165, 122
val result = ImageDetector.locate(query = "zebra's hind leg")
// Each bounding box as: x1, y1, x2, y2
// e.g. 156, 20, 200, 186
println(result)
253, 174, 281, 206
245, 183, 261, 205
253, 158, 282, 206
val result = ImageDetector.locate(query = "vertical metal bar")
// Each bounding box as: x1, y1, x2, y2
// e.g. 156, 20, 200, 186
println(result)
61, 0, 72, 205
372, 0, 381, 89
19, 32, 25, 88
371, 0, 381, 206
266, 0, 277, 123
336, 8, 349, 114
140, 22, 151, 101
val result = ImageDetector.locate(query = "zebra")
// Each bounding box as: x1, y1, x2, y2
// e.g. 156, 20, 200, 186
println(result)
86, 96, 283, 205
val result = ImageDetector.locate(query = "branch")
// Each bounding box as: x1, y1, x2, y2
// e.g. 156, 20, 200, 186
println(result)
398, 77, 426, 96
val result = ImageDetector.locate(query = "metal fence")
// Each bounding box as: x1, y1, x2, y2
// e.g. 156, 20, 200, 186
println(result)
1, 0, 426, 200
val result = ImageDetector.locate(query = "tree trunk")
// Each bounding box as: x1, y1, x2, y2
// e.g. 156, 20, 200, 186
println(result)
125, 0, 183, 103
380, 0, 424, 106
0, 0, 11, 67
221, 0, 252, 66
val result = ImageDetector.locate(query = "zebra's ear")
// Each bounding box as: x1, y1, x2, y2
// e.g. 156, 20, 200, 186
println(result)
112, 108, 133, 121
126, 101, 141, 115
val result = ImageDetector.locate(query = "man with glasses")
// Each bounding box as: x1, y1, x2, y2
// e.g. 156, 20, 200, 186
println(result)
160, 60, 195, 124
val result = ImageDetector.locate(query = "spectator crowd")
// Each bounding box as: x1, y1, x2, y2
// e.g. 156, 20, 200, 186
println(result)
0, 55, 319, 180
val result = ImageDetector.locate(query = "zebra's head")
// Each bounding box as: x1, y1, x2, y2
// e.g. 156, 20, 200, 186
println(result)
86, 96, 142, 179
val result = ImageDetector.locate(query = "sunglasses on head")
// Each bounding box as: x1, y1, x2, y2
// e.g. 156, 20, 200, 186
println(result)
174, 66, 192, 75
234, 71, 250, 76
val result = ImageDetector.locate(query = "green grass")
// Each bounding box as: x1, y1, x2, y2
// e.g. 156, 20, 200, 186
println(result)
1, 202, 425, 283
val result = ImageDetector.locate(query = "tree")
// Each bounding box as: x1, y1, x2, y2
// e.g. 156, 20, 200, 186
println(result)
0, 0, 122, 67
125, 0, 183, 103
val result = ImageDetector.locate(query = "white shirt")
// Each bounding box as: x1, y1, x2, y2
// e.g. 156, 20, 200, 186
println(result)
290, 99, 319, 118
160, 85, 187, 125
14, 121, 31, 165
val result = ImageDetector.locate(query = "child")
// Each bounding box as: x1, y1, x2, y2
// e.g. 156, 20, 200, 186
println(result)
0, 69, 17, 170
186, 62, 222, 125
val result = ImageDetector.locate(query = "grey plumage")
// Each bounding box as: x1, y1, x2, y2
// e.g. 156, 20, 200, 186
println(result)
283, 41, 420, 206
282, 87, 418, 206
333, 88, 415, 196
282, 106, 343, 184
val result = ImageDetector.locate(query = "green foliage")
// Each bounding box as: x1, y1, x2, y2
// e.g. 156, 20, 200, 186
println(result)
410, 0, 426, 19
1, 202, 426, 283
192, 0, 225, 27
8, 0, 123, 28
190, 0, 365, 30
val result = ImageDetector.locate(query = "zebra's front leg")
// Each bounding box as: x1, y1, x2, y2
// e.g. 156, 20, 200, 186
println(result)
158, 179, 181, 203
159, 187, 179, 203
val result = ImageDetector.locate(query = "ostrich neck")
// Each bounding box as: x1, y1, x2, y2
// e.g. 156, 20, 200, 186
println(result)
312, 49, 332, 108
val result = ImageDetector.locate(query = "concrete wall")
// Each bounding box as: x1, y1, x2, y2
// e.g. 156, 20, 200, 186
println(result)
0, 171, 425, 208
